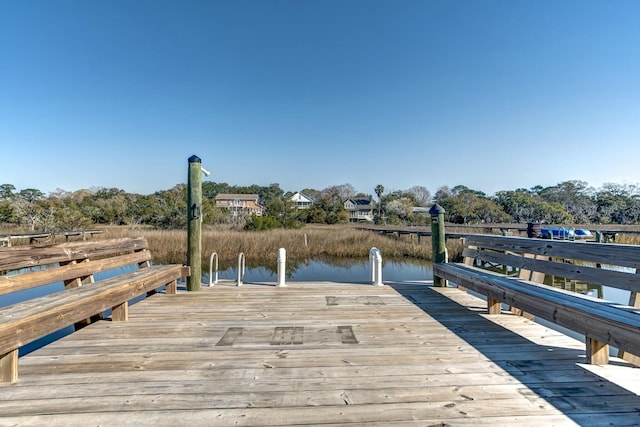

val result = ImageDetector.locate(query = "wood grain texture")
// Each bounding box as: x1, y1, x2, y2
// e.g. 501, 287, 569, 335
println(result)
0, 265, 185, 355
0, 238, 188, 382
435, 233, 640, 367
434, 263, 640, 357
0, 251, 152, 295
0, 237, 149, 271
1, 282, 639, 426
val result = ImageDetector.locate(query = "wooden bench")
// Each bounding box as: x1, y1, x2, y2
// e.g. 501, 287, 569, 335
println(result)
0, 237, 190, 383
433, 233, 640, 366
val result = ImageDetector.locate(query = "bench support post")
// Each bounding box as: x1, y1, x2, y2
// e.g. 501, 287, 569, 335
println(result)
166, 280, 177, 295
618, 291, 640, 365
586, 337, 609, 365
487, 298, 502, 315
112, 302, 129, 322
0, 349, 18, 383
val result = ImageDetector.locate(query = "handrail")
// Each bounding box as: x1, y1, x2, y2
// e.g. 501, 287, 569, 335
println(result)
208, 252, 219, 286
237, 252, 245, 286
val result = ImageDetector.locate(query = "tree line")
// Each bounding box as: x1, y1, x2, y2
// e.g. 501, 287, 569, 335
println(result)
1, 180, 640, 232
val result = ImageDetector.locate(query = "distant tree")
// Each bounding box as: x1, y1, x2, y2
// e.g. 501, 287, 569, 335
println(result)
385, 197, 413, 224
18, 188, 45, 202
8, 188, 47, 230
300, 188, 321, 201
593, 183, 640, 224
0, 184, 16, 200
151, 185, 188, 228
263, 196, 301, 229
0, 201, 14, 223
407, 185, 431, 207
494, 189, 572, 223
434, 185, 509, 224
538, 180, 595, 223
375, 184, 384, 220
434, 186, 451, 204
321, 183, 356, 200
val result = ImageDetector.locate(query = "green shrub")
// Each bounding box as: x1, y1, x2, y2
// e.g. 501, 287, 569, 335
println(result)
244, 215, 282, 231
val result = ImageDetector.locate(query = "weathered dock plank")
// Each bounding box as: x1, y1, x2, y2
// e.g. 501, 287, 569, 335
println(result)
1, 281, 639, 426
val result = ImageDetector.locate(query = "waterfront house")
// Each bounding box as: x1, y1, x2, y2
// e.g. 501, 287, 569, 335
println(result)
290, 192, 314, 209
344, 197, 377, 222
214, 194, 264, 217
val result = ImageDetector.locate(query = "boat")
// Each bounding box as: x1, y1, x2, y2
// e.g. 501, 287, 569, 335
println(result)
541, 226, 593, 240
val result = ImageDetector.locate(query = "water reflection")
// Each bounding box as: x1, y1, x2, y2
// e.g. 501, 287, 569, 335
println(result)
208, 258, 434, 284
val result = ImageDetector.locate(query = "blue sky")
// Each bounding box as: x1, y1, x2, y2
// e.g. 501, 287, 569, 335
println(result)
2, 0, 639, 197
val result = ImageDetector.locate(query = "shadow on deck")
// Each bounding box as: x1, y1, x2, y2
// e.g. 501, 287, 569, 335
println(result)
388, 282, 640, 426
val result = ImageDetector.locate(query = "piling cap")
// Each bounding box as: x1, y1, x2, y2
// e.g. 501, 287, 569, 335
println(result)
429, 203, 446, 215
188, 155, 202, 163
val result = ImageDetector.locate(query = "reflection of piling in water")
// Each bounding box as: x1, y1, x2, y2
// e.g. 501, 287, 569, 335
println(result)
527, 222, 542, 238
236, 252, 245, 286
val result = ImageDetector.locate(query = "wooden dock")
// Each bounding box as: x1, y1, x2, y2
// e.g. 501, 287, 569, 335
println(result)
1, 281, 640, 426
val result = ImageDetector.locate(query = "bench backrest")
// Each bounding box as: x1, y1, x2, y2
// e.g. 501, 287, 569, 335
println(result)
462, 234, 640, 296
0, 237, 152, 299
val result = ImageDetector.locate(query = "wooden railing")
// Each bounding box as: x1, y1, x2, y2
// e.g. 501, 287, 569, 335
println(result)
433, 232, 640, 366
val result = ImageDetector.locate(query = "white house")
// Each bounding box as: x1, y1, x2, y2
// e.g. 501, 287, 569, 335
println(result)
290, 192, 314, 209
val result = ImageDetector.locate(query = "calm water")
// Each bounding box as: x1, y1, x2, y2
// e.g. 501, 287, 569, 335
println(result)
209, 259, 434, 284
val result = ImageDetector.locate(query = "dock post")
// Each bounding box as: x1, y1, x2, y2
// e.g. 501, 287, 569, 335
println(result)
187, 155, 203, 292
237, 253, 245, 286
369, 247, 383, 286
277, 248, 287, 287
430, 204, 447, 287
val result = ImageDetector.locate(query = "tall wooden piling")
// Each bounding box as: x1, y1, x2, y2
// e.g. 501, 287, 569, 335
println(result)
187, 155, 203, 292
430, 204, 446, 287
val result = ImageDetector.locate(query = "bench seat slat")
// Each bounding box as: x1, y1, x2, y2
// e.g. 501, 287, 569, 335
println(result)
0, 264, 184, 355
0, 237, 149, 271
0, 251, 152, 296
434, 262, 640, 357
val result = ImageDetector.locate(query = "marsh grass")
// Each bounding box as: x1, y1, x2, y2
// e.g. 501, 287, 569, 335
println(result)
11, 222, 640, 268
100, 224, 437, 269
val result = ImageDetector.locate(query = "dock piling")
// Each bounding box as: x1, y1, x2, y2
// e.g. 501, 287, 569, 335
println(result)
430, 204, 447, 287
187, 155, 203, 291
